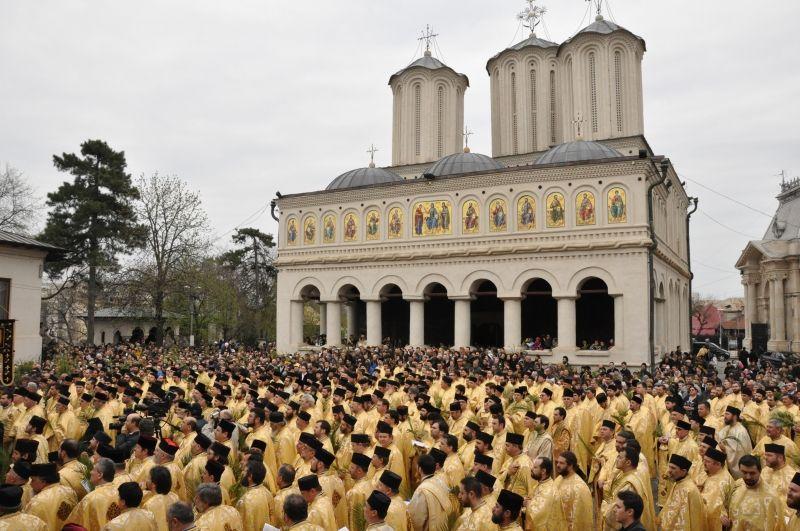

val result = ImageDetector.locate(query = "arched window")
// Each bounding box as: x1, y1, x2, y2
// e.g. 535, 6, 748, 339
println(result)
414, 84, 421, 156
589, 52, 598, 133
529, 67, 538, 149
615, 50, 624, 132
549, 70, 557, 144
437, 85, 444, 157
511, 71, 518, 154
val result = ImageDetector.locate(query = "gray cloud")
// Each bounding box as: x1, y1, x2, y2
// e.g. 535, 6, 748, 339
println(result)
2, 0, 798, 298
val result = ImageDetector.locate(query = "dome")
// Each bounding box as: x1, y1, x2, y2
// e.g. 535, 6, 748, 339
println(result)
326, 166, 403, 190
535, 140, 622, 165
486, 34, 558, 72
559, 15, 646, 54
425, 151, 505, 177
389, 51, 469, 86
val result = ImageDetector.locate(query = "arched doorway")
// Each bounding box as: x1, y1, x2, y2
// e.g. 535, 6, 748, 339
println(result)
424, 283, 454, 346
380, 284, 409, 347
130, 327, 144, 343
471, 280, 503, 347
576, 277, 614, 349
113, 330, 122, 344
338, 284, 365, 345
521, 279, 557, 348
146, 327, 158, 344
299, 285, 322, 345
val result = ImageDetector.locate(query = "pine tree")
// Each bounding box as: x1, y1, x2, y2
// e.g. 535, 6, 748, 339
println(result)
41, 139, 146, 345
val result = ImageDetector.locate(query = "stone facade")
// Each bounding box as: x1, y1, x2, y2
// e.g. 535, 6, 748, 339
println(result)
273, 12, 692, 364
736, 179, 800, 353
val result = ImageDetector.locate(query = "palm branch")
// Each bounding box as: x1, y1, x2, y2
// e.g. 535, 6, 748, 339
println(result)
611, 412, 629, 429
770, 410, 795, 429
577, 435, 597, 459
351, 500, 367, 531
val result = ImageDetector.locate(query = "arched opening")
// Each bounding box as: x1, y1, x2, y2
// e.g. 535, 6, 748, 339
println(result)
380, 284, 409, 347
100, 331, 106, 344
131, 327, 144, 343
299, 285, 322, 345
471, 280, 504, 347
424, 283, 454, 346
576, 277, 614, 350
338, 284, 365, 346
521, 279, 557, 349
146, 326, 158, 344
113, 330, 122, 345
164, 326, 175, 346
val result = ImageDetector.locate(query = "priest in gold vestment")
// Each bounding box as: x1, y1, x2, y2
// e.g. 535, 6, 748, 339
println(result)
553, 451, 592, 531
142, 466, 180, 531
524, 456, 565, 531
66, 458, 124, 531
0, 484, 47, 531
23, 463, 78, 531
102, 481, 157, 531
600, 447, 655, 531
721, 454, 786, 531
699, 448, 734, 531
193, 482, 244, 530
407, 453, 450, 531
659, 454, 705, 531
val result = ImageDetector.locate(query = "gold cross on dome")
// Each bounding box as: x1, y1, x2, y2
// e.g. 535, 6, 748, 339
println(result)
462, 126, 474, 148
366, 144, 379, 167
418, 24, 438, 54
571, 113, 585, 139
517, 0, 547, 37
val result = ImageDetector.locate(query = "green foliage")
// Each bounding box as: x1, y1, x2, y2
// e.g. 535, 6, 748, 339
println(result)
351, 500, 366, 531
13, 361, 35, 383
770, 410, 795, 429
53, 353, 75, 375
40, 139, 146, 344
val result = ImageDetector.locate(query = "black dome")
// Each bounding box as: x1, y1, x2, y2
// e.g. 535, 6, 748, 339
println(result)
535, 141, 622, 165
425, 151, 504, 177
326, 166, 403, 190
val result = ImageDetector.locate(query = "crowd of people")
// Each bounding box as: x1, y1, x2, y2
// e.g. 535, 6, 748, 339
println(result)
0, 342, 799, 530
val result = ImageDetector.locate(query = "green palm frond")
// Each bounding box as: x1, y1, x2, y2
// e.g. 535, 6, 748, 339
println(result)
770, 410, 795, 429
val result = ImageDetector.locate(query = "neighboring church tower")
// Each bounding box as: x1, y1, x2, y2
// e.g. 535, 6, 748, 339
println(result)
389, 27, 469, 166
486, 1, 558, 156
557, 6, 646, 142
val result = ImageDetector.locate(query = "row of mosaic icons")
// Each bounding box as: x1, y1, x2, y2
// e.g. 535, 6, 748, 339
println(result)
286, 188, 627, 245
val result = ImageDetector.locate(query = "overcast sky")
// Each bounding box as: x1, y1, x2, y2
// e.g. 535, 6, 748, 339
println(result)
2, 0, 799, 299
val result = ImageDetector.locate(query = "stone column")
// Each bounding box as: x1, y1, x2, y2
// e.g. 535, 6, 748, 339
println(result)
770, 273, 788, 351
790, 262, 800, 352
325, 301, 342, 346
318, 303, 327, 338
502, 297, 522, 352
290, 300, 304, 347
408, 299, 425, 347
345, 302, 357, 342
613, 295, 624, 349
366, 300, 382, 346
453, 298, 471, 348
742, 273, 758, 350
555, 297, 577, 351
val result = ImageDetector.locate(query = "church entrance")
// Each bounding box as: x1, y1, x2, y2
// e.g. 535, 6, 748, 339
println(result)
338, 284, 366, 345
299, 284, 322, 345
424, 283, 454, 346
576, 277, 614, 349
131, 327, 144, 343
380, 284, 409, 347
521, 279, 557, 348
471, 280, 503, 347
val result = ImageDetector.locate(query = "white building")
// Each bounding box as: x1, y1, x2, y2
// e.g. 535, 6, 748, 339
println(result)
737, 178, 800, 353
89, 308, 181, 346
273, 10, 693, 364
0, 230, 61, 364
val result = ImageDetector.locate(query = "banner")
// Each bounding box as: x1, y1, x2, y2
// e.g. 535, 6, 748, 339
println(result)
0, 320, 13, 385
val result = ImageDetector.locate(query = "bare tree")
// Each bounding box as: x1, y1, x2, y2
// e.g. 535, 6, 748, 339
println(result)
134, 173, 209, 344
0, 164, 40, 233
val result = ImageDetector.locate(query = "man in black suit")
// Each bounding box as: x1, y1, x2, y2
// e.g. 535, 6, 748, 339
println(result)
114, 413, 141, 457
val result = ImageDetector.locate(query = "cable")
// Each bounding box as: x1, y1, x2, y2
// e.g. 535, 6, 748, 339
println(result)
693, 260, 736, 274
694, 274, 740, 290
507, 20, 524, 48
406, 39, 422, 66
573, 1, 592, 35
211, 202, 270, 243
698, 211, 760, 239
683, 176, 775, 219
605, 0, 618, 23
541, 19, 553, 42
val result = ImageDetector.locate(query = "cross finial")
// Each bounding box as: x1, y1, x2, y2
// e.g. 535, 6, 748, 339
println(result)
571, 113, 585, 139
418, 24, 438, 56
517, 0, 547, 37
367, 144, 379, 168
462, 126, 474, 153
587, 0, 604, 20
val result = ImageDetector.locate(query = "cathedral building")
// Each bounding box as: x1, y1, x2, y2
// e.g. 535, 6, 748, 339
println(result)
737, 177, 800, 354
273, 8, 692, 364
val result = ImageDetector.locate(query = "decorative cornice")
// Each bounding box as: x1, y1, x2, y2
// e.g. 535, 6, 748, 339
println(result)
276, 236, 652, 267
